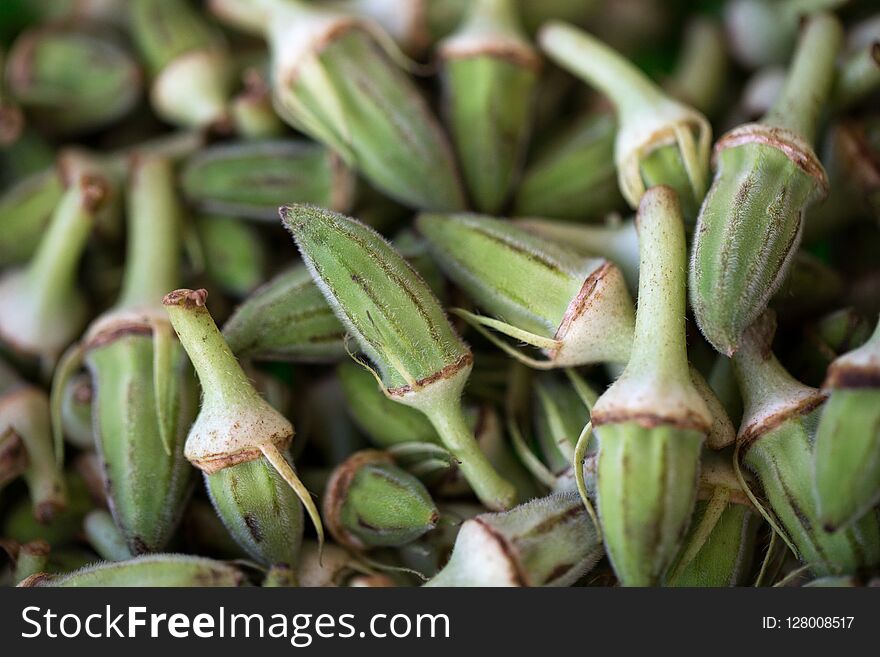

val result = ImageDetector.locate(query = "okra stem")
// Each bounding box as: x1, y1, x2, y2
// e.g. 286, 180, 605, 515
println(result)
762, 13, 843, 142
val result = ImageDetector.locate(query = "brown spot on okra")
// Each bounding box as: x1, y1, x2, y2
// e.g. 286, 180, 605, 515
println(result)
824, 364, 880, 390
130, 536, 149, 556
243, 513, 264, 543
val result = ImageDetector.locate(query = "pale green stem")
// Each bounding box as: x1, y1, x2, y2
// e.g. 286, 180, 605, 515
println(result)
422, 398, 516, 511
540, 21, 666, 118
762, 12, 843, 143
24, 182, 96, 319
626, 188, 689, 386
458, 0, 525, 39
117, 157, 181, 310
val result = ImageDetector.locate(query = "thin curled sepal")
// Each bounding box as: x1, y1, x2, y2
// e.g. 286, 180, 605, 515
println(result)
822, 319, 880, 390
715, 123, 829, 201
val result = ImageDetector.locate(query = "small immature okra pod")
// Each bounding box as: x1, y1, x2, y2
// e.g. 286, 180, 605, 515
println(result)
222, 264, 347, 363
416, 212, 634, 368
130, 0, 233, 130
244, 0, 466, 211
734, 312, 880, 577
5, 23, 141, 135
181, 140, 356, 221
438, 0, 540, 214
324, 450, 438, 550
19, 554, 248, 587
813, 316, 880, 532
283, 204, 516, 510
57, 155, 196, 555
512, 111, 623, 222
425, 491, 602, 587
590, 187, 712, 587
690, 13, 843, 356
538, 21, 712, 219
164, 288, 319, 566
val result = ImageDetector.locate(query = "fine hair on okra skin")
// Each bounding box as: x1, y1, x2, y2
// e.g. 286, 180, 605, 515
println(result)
2, 0, 880, 594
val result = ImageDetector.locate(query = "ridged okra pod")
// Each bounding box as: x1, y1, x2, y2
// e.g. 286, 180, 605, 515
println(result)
438, 0, 539, 214
60, 155, 196, 554
5, 23, 141, 135
283, 204, 516, 510
417, 212, 634, 368
590, 187, 712, 586
253, 0, 465, 210
734, 313, 880, 577
130, 0, 233, 129
813, 316, 880, 531
20, 554, 247, 587
667, 451, 760, 587
181, 140, 356, 221
690, 13, 843, 356
425, 492, 602, 587
539, 22, 711, 219
164, 288, 318, 566
223, 264, 347, 363
323, 450, 438, 550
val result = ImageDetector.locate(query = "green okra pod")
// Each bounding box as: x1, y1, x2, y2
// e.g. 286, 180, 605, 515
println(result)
181, 140, 356, 221
813, 316, 880, 532
254, 0, 466, 210
590, 186, 711, 586
690, 13, 844, 356
283, 204, 516, 510
425, 491, 602, 587
130, 0, 233, 130
164, 288, 319, 566
324, 450, 438, 550
60, 155, 196, 554
83, 510, 134, 562
223, 264, 347, 363
417, 211, 634, 368
195, 215, 267, 298
539, 21, 711, 219
0, 168, 63, 267
512, 111, 623, 221
734, 312, 880, 577
5, 23, 141, 135
438, 0, 540, 214
20, 554, 248, 587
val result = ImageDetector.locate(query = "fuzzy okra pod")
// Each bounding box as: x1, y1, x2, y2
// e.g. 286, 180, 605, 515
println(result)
667, 451, 760, 587
417, 212, 634, 368
164, 288, 318, 566
734, 313, 880, 577
283, 204, 516, 510
425, 491, 602, 587
813, 317, 880, 531
130, 0, 233, 130
0, 161, 110, 367
20, 554, 247, 587
235, 0, 464, 211
690, 13, 843, 356
0, 358, 66, 522
181, 140, 356, 221
438, 0, 539, 214
590, 187, 712, 587
195, 215, 266, 297
512, 111, 623, 221
538, 22, 711, 219
51, 155, 195, 555
223, 264, 347, 363
5, 23, 141, 135
324, 450, 438, 550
